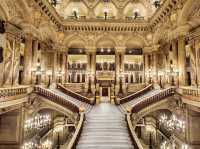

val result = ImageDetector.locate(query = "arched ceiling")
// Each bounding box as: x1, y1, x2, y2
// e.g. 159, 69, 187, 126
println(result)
50, 0, 159, 20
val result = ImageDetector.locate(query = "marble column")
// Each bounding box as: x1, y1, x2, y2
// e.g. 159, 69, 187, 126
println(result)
62, 52, 66, 84
52, 51, 58, 84
196, 41, 200, 86
144, 53, 150, 84
178, 36, 186, 86
22, 35, 33, 85
91, 51, 96, 94
153, 52, 158, 84
171, 40, 178, 86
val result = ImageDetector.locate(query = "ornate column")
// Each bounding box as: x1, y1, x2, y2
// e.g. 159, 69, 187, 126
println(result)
153, 52, 158, 84
22, 35, 33, 85
61, 51, 67, 84
52, 50, 58, 85
195, 40, 200, 86
115, 47, 125, 95
86, 47, 96, 94
91, 50, 96, 94
144, 53, 150, 84
178, 36, 186, 86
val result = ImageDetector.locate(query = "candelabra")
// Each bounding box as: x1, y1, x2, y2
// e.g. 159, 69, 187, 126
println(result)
166, 65, 179, 86
22, 139, 52, 149
56, 69, 64, 83
46, 70, 52, 88
158, 70, 164, 88
32, 62, 45, 85
159, 113, 185, 132
24, 114, 51, 132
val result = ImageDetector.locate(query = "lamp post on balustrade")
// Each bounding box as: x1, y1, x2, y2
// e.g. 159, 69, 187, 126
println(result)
118, 70, 124, 96
46, 70, 52, 88
158, 70, 164, 88
56, 69, 64, 84
87, 71, 93, 95
31, 61, 45, 85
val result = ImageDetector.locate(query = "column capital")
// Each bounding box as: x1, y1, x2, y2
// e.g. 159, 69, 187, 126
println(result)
115, 46, 126, 53
85, 47, 96, 53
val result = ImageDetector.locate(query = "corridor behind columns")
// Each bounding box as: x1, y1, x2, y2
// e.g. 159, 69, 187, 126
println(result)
77, 98, 133, 149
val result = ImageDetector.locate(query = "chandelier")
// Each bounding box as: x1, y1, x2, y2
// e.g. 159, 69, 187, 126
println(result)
25, 114, 51, 131
22, 139, 52, 149
159, 113, 185, 132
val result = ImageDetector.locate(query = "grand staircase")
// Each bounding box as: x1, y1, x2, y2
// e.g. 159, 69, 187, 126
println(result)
50, 89, 92, 112
77, 102, 134, 149
120, 89, 161, 112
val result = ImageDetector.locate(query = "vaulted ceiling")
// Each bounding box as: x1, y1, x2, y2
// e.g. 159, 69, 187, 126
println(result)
50, 0, 165, 20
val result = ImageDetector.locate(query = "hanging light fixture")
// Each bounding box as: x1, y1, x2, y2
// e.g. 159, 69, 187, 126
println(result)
159, 113, 185, 132
24, 114, 51, 131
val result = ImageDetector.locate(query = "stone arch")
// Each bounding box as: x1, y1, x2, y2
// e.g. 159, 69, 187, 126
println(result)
153, 24, 169, 44
125, 34, 148, 48
132, 98, 174, 128
94, 2, 118, 18
95, 35, 116, 48
123, 0, 154, 19
64, 35, 87, 48
38, 22, 58, 42
178, 0, 200, 26
0, 0, 9, 20
21, 23, 42, 40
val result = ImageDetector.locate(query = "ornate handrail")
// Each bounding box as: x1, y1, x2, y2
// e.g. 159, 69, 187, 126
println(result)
34, 86, 79, 113
131, 88, 175, 113
0, 86, 30, 100
179, 87, 200, 97
119, 84, 153, 104
126, 113, 144, 149
57, 84, 95, 105
67, 113, 85, 149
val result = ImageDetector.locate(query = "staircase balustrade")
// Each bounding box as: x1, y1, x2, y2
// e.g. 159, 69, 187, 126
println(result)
179, 87, 200, 97
131, 88, 175, 113
34, 86, 79, 113
119, 84, 153, 104
67, 113, 85, 149
126, 113, 144, 149
57, 84, 95, 105
0, 86, 30, 101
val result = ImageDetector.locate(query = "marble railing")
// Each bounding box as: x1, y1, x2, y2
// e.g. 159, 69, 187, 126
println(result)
119, 84, 153, 104
179, 87, 200, 97
131, 88, 175, 113
34, 86, 80, 113
57, 84, 95, 105
0, 86, 30, 101
67, 113, 85, 149
126, 113, 144, 149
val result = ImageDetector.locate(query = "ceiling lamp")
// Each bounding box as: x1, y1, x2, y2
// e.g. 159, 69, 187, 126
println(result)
159, 113, 185, 132
50, 0, 61, 7
133, 9, 139, 19
152, 0, 161, 8
72, 8, 79, 19
24, 114, 51, 131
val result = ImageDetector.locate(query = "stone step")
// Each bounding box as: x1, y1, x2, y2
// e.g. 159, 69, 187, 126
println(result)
76, 144, 133, 149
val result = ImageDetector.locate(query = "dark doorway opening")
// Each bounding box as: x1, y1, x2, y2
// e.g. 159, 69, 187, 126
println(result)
102, 88, 109, 97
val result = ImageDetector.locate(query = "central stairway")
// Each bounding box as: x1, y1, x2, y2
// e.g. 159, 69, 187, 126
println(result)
77, 102, 133, 149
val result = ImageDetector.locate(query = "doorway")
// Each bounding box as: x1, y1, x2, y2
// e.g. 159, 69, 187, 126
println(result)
102, 87, 109, 97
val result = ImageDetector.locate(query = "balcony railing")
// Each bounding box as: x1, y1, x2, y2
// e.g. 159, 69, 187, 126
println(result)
119, 84, 153, 104
34, 86, 80, 113
179, 87, 200, 97
0, 86, 30, 101
131, 88, 175, 113
57, 84, 95, 105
